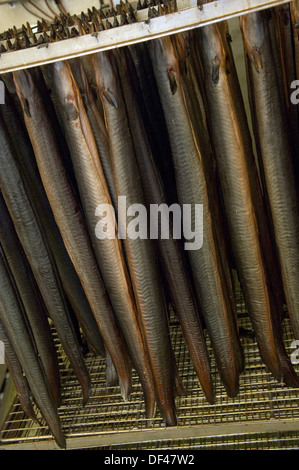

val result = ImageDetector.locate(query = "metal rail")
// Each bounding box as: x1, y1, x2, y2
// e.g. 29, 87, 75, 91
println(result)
0, 0, 292, 74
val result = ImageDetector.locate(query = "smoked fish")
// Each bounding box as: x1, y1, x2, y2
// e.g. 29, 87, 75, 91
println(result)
197, 22, 282, 381
0, 319, 38, 423
0, 243, 65, 448
273, 4, 299, 156
240, 11, 299, 343
114, 46, 215, 404
13, 68, 132, 402
0, 87, 105, 358
148, 36, 241, 398
69, 57, 118, 213
51, 59, 156, 419
290, 0, 299, 81
0, 109, 91, 405
93, 49, 177, 425
0, 190, 61, 405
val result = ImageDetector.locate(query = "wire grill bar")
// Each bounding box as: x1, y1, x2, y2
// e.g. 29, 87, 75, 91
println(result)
1, 273, 299, 449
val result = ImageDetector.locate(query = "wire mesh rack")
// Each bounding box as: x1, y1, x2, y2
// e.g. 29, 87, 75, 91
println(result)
95, 431, 299, 450
1, 273, 299, 450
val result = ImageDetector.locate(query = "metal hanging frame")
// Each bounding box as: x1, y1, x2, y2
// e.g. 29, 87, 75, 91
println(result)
0, 0, 293, 74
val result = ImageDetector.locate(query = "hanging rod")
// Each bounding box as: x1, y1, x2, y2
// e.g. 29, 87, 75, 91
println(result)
0, 0, 292, 74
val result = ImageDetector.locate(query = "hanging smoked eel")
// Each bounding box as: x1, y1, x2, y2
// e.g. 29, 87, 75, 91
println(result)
0, 319, 38, 423
240, 11, 299, 345
170, 30, 244, 374
0, 244, 66, 449
273, 4, 299, 156
0, 108, 91, 406
0, 87, 105, 358
114, 46, 215, 404
69, 58, 118, 214
148, 35, 241, 398
93, 49, 177, 425
13, 68, 132, 402
197, 21, 287, 382
0, 190, 61, 406
50, 59, 156, 421
127, 41, 179, 207
290, 1, 299, 80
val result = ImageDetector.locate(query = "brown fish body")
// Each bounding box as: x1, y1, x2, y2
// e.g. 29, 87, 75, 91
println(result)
0, 104, 92, 406
69, 58, 118, 213
51, 60, 156, 418
0, 319, 38, 423
197, 22, 282, 381
114, 46, 215, 404
290, 0, 299, 80
272, 4, 299, 157
290, 0, 299, 183
148, 36, 241, 398
0, 245, 65, 449
240, 9, 299, 385
93, 50, 177, 425
128, 42, 179, 208
0, 190, 61, 406
240, 11, 299, 342
0, 88, 105, 358
171, 30, 244, 375
13, 68, 132, 402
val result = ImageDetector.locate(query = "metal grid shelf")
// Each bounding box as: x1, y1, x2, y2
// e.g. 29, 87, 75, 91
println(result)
96, 431, 299, 450
1, 274, 299, 450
